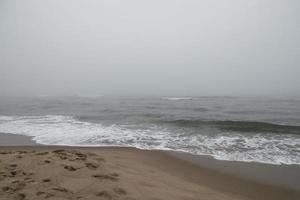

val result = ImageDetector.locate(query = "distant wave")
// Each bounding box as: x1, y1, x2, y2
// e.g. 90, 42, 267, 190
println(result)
75, 94, 104, 98
162, 97, 193, 101
159, 120, 300, 135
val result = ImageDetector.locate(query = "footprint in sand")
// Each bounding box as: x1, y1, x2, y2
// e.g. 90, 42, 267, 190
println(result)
36, 191, 55, 198
38, 160, 52, 165
0, 171, 9, 180
92, 173, 119, 181
9, 170, 26, 177
0, 151, 12, 154
64, 165, 77, 171
14, 193, 26, 200
52, 149, 66, 154
10, 164, 18, 168
44, 160, 51, 164
2, 186, 11, 192
51, 186, 70, 193
35, 152, 49, 156
52, 149, 88, 161
73, 152, 88, 161
6, 164, 27, 178
113, 188, 127, 195
87, 152, 97, 157
96, 188, 127, 199
0, 175, 5, 181
85, 162, 99, 170
36, 191, 45, 196
52, 149, 68, 160
42, 178, 51, 183
2, 181, 26, 194
94, 157, 105, 162
17, 151, 28, 154
96, 190, 114, 199
24, 177, 35, 183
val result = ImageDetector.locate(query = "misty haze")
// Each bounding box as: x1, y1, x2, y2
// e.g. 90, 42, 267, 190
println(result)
0, 1, 300, 200
1, 0, 299, 96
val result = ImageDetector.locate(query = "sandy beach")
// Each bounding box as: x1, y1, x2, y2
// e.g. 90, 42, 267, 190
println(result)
2, 0, 300, 199
0, 133, 299, 200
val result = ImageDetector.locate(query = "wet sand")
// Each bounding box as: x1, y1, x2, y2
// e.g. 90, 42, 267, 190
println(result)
0, 133, 36, 146
0, 133, 300, 200
171, 151, 300, 191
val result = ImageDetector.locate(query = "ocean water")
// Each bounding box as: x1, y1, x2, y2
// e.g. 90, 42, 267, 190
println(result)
0, 96, 299, 165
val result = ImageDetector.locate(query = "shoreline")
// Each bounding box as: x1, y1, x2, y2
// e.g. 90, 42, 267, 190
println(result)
0, 133, 38, 146
169, 151, 300, 191
0, 132, 300, 199
0, 146, 299, 200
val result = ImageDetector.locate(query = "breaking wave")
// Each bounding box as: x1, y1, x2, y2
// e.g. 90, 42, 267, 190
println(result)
159, 119, 300, 134
0, 115, 299, 165
162, 97, 193, 101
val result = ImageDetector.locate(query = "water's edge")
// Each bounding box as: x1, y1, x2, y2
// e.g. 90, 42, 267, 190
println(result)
1, 115, 299, 165
168, 150, 300, 191
1, 132, 299, 191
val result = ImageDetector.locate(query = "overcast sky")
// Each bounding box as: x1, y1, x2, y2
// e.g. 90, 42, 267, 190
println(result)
0, 0, 299, 97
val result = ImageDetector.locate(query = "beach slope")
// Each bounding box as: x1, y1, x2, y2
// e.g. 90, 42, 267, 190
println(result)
0, 146, 299, 200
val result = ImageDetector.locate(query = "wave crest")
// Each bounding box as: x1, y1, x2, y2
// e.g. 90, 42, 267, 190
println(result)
159, 120, 300, 134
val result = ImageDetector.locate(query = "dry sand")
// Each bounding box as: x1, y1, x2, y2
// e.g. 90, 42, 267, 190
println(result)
0, 146, 299, 200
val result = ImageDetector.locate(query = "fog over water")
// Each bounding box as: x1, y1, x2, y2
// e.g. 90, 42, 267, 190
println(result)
1, 0, 300, 96
1, 1, 300, 166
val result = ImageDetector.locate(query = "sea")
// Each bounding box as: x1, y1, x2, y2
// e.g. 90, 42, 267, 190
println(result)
0, 96, 299, 165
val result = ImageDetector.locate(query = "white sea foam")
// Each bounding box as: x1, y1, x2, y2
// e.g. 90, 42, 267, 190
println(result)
0, 115, 299, 165
162, 97, 193, 101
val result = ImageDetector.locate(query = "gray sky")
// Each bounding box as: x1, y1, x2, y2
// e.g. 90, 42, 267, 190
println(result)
0, 0, 299, 96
